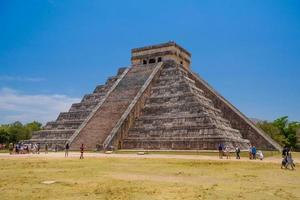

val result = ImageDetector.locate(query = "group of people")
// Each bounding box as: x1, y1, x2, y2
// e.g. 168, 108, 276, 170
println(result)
218, 144, 241, 159
248, 145, 264, 160
8, 142, 85, 159
8, 142, 41, 154
218, 144, 264, 160
281, 146, 295, 170
7, 142, 64, 154
64, 142, 84, 159
218, 144, 231, 159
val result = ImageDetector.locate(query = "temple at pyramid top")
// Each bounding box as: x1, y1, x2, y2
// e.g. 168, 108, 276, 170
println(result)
131, 41, 191, 70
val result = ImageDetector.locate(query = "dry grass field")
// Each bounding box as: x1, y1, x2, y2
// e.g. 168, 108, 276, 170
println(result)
0, 152, 299, 200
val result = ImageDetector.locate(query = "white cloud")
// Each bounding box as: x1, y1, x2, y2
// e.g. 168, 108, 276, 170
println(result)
0, 88, 81, 124
0, 76, 45, 82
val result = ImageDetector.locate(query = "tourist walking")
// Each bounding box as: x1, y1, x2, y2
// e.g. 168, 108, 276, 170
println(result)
282, 146, 287, 158
15, 144, 19, 154
37, 143, 40, 154
252, 146, 257, 160
45, 143, 48, 154
248, 144, 252, 159
218, 143, 223, 159
281, 155, 288, 169
80, 144, 84, 159
225, 146, 230, 159
235, 145, 240, 159
9, 143, 13, 155
65, 143, 70, 157
286, 152, 295, 170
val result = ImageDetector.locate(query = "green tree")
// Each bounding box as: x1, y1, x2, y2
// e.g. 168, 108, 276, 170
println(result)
272, 116, 300, 148
273, 116, 289, 138
297, 129, 300, 150
25, 121, 42, 139
285, 122, 300, 148
257, 121, 287, 146
7, 121, 28, 143
257, 116, 300, 149
0, 129, 9, 144
0, 121, 42, 145
25, 121, 42, 132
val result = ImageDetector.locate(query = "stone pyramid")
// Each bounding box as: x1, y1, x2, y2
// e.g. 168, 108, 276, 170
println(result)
122, 62, 250, 150
28, 42, 281, 151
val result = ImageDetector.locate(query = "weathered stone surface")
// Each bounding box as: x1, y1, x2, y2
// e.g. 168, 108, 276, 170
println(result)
122, 62, 250, 150
69, 64, 157, 150
26, 42, 281, 151
26, 69, 123, 149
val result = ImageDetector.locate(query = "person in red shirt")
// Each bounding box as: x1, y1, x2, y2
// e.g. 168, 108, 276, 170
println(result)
80, 144, 84, 159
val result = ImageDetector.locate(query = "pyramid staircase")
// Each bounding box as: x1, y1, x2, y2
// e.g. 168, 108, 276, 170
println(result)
121, 62, 250, 150
29, 68, 127, 149
28, 42, 281, 151
68, 63, 160, 150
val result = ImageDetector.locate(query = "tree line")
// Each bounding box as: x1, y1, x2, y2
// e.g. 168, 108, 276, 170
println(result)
0, 121, 42, 144
256, 116, 300, 150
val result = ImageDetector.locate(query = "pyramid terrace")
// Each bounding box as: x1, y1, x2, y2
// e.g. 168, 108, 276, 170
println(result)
27, 42, 281, 151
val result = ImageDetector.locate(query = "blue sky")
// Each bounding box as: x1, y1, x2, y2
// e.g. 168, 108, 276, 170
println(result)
0, 0, 299, 124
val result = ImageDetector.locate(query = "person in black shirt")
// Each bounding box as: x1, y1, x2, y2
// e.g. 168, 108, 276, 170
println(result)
65, 143, 70, 157
80, 144, 84, 159
218, 144, 223, 159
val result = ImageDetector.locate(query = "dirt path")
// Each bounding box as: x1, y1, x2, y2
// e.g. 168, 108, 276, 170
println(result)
1, 152, 297, 164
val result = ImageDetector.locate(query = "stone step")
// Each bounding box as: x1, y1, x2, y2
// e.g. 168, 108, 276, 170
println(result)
145, 97, 213, 111
122, 138, 250, 150
155, 73, 188, 83
81, 93, 106, 102
29, 138, 68, 142
32, 129, 76, 139
69, 101, 99, 112
128, 126, 241, 138
105, 76, 119, 84
160, 67, 188, 77
142, 101, 222, 115
125, 136, 246, 141
93, 85, 105, 93
128, 130, 221, 138
132, 120, 217, 130
137, 113, 230, 125
93, 75, 121, 94
151, 81, 191, 94
117, 67, 128, 76
129, 124, 218, 133
147, 92, 212, 106
57, 110, 90, 121
134, 116, 231, 128
44, 120, 84, 130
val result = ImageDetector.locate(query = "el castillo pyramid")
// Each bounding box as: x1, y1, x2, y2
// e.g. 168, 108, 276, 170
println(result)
28, 42, 281, 151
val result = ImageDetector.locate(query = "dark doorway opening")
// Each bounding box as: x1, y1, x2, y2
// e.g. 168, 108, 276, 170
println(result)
149, 58, 156, 64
